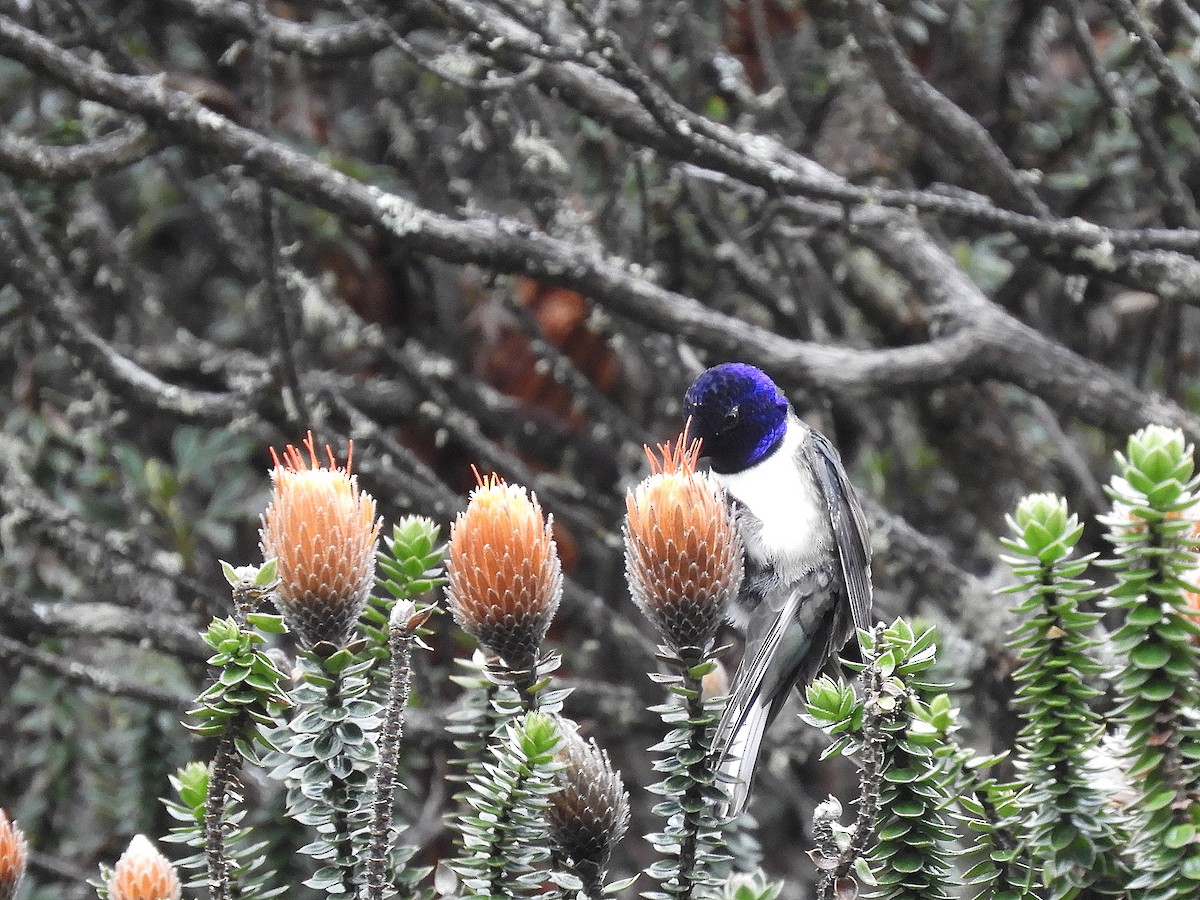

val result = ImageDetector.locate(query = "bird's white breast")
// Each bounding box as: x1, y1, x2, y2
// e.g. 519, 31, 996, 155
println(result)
715, 419, 830, 582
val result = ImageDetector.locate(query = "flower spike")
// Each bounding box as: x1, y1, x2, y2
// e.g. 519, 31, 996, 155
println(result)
0, 810, 27, 900
106, 835, 182, 900
445, 471, 562, 674
624, 426, 743, 653
259, 432, 382, 652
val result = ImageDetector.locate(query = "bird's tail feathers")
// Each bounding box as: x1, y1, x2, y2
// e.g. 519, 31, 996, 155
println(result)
714, 694, 772, 819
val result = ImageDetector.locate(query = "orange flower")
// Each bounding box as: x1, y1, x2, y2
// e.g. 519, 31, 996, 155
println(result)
0, 810, 26, 900
107, 835, 181, 900
624, 427, 743, 652
446, 472, 562, 672
260, 434, 382, 652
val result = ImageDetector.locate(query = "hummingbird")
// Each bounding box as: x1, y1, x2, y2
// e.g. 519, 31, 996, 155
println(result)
683, 362, 873, 816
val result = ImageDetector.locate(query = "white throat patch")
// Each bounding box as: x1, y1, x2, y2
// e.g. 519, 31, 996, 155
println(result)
715, 418, 830, 582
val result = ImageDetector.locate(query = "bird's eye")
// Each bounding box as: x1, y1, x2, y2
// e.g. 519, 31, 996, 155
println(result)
718, 406, 740, 433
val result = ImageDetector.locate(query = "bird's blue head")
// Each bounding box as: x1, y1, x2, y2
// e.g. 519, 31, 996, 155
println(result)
683, 363, 789, 473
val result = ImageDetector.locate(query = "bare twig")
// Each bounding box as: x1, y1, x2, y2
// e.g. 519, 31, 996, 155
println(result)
0, 177, 254, 423
0, 120, 162, 179
0, 633, 192, 712
843, 0, 1048, 217
252, 0, 309, 428
1103, 0, 1200, 140
0, 13, 1195, 446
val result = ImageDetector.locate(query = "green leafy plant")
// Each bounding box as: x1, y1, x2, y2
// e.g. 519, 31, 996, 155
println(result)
188, 559, 292, 900
188, 562, 291, 755
643, 651, 733, 900
953, 777, 1035, 900
804, 620, 960, 900
1000, 492, 1129, 896
368, 516, 447, 654
717, 870, 785, 900
1101, 426, 1200, 900
162, 761, 286, 900
451, 710, 565, 898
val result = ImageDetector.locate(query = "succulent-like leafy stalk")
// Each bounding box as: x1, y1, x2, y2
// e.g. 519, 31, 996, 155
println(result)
807, 658, 887, 900
446, 652, 574, 900
365, 599, 434, 900
268, 648, 381, 896
1001, 492, 1130, 897
1101, 426, 1200, 900
448, 655, 507, 779
933, 700, 1037, 900
954, 776, 1037, 900
204, 736, 239, 900
361, 516, 444, 899
451, 711, 564, 898
643, 647, 731, 900
188, 560, 290, 900
162, 762, 287, 900
804, 620, 960, 900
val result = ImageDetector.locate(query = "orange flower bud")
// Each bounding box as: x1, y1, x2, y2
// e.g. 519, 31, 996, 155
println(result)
107, 835, 181, 900
446, 473, 562, 673
0, 810, 27, 900
260, 434, 382, 651
624, 428, 743, 652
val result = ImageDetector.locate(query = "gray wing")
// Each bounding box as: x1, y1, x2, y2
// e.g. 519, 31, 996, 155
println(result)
711, 574, 825, 810
806, 429, 873, 637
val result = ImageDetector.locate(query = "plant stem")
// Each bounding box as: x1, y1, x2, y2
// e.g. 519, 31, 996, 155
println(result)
817, 668, 885, 900
365, 625, 414, 900
324, 670, 358, 898
673, 650, 711, 900
511, 663, 539, 712
204, 728, 242, 900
